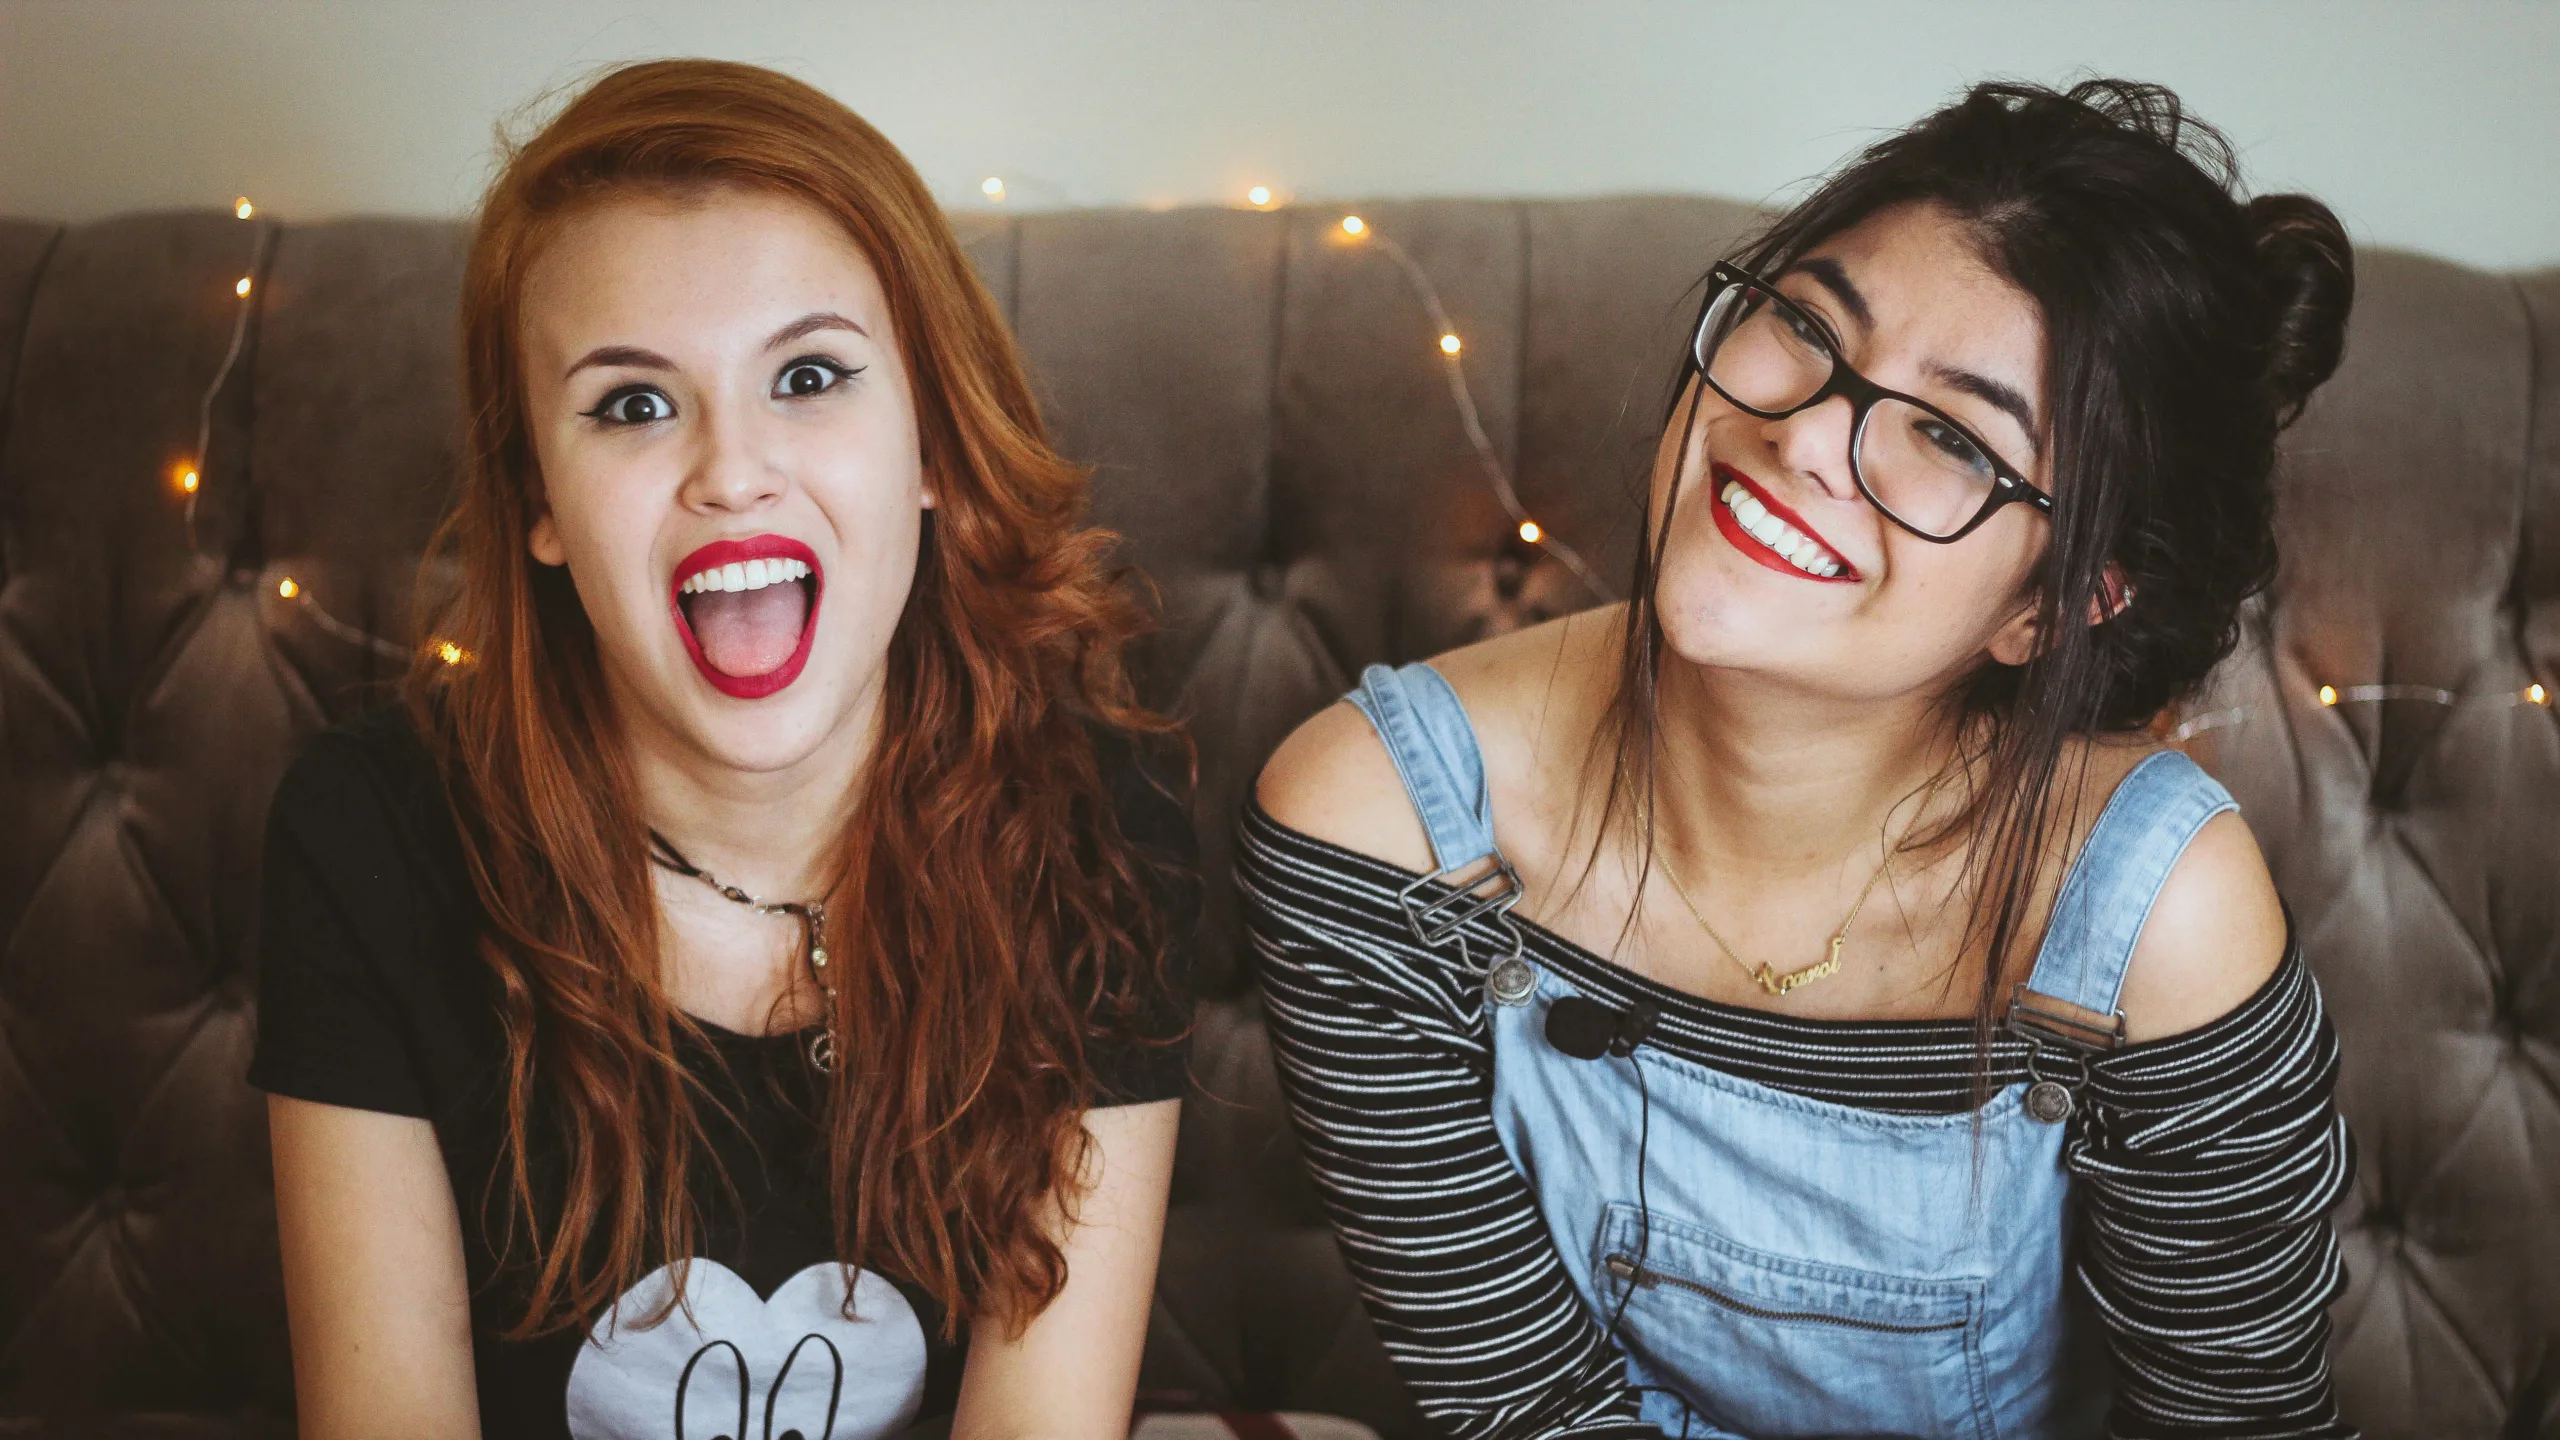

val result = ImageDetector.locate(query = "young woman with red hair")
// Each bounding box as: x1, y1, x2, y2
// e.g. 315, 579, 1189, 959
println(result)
252, 60, 1193, 1440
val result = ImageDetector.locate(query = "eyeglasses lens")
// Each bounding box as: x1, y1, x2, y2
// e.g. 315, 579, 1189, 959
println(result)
1698, 281, 2004, 540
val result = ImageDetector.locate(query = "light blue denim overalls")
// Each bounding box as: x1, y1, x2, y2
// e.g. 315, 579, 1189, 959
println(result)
1347, 662, 2239, 1440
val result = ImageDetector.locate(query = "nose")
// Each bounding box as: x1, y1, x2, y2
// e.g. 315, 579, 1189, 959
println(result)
1759, 395, 1861, 504
677, 402, 786, 517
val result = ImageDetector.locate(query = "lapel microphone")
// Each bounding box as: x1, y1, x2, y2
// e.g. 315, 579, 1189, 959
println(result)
1545, 994, 1661, 1060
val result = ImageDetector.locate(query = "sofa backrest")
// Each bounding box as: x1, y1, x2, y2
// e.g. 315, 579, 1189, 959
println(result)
0, 199, 2553, 1437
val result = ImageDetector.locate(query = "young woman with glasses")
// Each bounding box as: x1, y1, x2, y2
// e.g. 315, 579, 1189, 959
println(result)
1245, 81, 2357, 1438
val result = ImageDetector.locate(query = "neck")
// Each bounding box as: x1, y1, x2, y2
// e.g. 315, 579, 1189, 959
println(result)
1647, 656, 1962, 887
623, 685, 884, 905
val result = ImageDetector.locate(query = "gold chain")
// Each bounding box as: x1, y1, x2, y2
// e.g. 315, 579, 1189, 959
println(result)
1652, 774, 1948, 998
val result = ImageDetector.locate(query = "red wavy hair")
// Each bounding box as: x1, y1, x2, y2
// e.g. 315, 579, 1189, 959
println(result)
405, 58, 1179, 1339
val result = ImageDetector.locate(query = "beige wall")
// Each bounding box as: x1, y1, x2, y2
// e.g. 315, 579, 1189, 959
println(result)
2, 0, 2553, 269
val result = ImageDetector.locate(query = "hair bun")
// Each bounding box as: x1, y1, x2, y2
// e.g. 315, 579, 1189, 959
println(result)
2245, 192, 2354, 424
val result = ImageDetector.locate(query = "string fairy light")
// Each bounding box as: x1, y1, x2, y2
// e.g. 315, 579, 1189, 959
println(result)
1330, 207, 1611, 601
173, 196, 424, 668
174, 189, 2553, 716
2163, 679, 2554, 744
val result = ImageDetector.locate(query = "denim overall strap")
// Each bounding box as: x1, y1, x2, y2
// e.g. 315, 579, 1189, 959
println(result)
2019, 749, 2239, 1025
1347, 662, 1500, 875
1344, 664, 1532, 989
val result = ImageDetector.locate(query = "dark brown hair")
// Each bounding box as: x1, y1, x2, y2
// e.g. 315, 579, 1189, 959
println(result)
408, 57, 1179, 1338
1601, 79, 2351, 1076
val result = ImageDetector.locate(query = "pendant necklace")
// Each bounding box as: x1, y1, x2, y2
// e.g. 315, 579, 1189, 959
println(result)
647, 832, 837, 1074
1653, 773, 1948, 999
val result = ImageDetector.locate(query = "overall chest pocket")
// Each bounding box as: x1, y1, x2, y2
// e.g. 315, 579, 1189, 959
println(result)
1593, 1202, 1993, 1440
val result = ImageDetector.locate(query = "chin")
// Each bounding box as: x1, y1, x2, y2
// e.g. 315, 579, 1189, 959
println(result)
681, 682, 861, 773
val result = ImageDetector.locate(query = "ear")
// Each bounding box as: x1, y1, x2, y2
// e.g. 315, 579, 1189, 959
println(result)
528, 504, 568, 567
1985, 562, 2134, 667
920, 487, 935, 511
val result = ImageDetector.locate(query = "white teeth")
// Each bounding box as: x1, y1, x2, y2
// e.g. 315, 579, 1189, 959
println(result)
1717, 479, 1846, 579
678, 556, 812, 595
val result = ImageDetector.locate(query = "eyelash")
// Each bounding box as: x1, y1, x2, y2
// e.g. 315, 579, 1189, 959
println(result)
576, 356, 867, 427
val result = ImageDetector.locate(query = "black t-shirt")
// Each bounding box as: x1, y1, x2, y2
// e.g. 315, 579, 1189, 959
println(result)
248, 705, 1194, 1440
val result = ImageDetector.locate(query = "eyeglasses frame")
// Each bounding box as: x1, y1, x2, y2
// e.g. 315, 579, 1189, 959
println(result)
1687, 261, 2055, 544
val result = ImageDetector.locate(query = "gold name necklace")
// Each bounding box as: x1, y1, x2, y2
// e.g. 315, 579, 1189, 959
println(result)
1652, 773, 1947, 999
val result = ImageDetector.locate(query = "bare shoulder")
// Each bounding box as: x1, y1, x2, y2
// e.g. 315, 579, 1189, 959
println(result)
1255, 697, 1438, 874
1253, 607, 1622, 878
2106, 748, 2290, 1043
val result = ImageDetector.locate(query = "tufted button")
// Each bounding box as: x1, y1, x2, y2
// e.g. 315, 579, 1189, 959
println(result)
1250, 561, 1287, 600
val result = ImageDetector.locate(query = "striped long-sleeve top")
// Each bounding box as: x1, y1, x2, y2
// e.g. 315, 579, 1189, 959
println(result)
1237, 801, 2358, 1440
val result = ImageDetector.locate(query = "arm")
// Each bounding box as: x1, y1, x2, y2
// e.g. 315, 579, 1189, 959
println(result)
2076, 810, 2358, 1439
950, 1098, 1180, 1440
270, 1095, 480, 1440
1243, 712, 1656, 1440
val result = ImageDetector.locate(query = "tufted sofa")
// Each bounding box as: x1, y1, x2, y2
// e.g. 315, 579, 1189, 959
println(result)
0, 197, 2554, 1439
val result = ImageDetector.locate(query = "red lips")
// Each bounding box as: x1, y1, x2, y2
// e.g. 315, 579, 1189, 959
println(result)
1708, 463, 1861, 584
667, 534, 824, 699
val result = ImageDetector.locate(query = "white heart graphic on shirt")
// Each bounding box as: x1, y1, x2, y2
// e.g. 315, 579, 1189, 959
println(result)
565, 1259, 927, 1440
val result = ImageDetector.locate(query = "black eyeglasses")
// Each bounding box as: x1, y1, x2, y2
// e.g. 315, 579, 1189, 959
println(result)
1687, 261, 2052, 543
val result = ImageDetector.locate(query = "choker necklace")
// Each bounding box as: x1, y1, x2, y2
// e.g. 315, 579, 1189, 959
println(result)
647, 832, 836, 1074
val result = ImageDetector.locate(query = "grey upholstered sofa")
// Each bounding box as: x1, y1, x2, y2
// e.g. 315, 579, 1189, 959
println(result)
0, 198, 2553, 1437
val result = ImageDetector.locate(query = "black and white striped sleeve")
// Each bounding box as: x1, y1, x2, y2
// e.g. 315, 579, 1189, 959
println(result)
1237, 806, 1658, 1440
2074, 948, 2359, 1440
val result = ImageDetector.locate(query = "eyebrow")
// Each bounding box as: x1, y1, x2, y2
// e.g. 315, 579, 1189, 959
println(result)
765, 311, 870, 350
560, 312, 872, 382
1924, 360, 2041, 453
1792, 257, 1875, 331
563, 344, 673, 381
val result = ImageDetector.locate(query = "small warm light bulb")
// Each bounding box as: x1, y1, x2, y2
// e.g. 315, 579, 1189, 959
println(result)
277, 577, 299, 599
2317, 685, 2338, 707
179, 468, 200, 494
234, 276, 252, 297
234, 197, 254, 220
1518, 519, 1543, 544
437, 640, 468, 666
2530, 682, 2549, 705
981, 177, 1006, 200
1439, 333, 1463, 355
1341, 215, 1366, 236
1247, 185, 1273, 208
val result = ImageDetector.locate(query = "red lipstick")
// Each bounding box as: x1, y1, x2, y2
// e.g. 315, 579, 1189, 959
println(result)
667, 534, 824, 699
1708, 463, 1860, 584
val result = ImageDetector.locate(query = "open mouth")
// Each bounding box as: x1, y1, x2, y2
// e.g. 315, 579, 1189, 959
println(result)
1708, 464, 1860, 583
667, 535, 823, 699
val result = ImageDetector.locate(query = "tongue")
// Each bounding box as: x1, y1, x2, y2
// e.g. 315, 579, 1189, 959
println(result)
684, 582, 808, 678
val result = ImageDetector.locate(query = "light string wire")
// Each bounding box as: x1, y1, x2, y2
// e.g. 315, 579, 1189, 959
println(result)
1345, 220, 1614, 602
188, 199, 458, 668
183, 186, 2550, 718
2163, 681, 2551, 744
